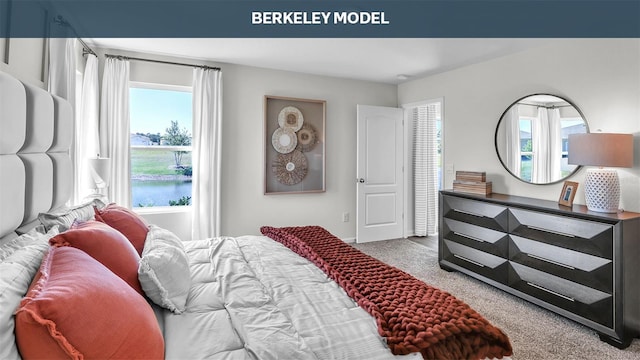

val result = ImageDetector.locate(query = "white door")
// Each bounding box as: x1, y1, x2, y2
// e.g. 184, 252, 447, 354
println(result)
356, 105, 404, 243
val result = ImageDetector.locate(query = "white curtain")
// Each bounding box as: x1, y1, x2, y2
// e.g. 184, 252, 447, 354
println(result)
75, 54, 100, 202
413, 104, 438, 237
532, 107, 562, 183
99, 58, 131, 207
547, 108, 562, 181
48, 39, 78, 203
48, 38, 76, 102
532, 108, 549, 183
504, 106, 521, 177
191, 68, 222, 239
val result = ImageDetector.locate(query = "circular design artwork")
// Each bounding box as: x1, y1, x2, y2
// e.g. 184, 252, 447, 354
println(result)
272, 127, 297, 154
278, 106, 304, 131
295, 123, 318, 152
272, 150, 308, 185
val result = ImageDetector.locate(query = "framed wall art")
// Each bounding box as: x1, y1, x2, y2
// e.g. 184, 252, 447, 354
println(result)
558, 180, 578, 207
264, 95, 326, 194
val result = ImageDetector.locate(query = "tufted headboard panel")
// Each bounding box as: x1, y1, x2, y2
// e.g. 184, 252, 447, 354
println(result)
0, 71, 73, 241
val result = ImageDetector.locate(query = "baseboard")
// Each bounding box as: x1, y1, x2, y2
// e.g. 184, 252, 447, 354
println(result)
342, 237, 356, 243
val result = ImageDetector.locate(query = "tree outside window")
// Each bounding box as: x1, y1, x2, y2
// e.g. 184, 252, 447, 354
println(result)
164, 120, 192, 173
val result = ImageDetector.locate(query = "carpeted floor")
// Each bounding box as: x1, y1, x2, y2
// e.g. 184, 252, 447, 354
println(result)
351, 238, 640, 360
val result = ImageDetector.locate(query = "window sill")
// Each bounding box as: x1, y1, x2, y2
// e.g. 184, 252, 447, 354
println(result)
133, 206, 192, 215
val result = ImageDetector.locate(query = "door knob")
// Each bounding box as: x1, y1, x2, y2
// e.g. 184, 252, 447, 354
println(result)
358, 178, 365, 183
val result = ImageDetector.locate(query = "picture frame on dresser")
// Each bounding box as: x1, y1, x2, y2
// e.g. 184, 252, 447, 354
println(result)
558, 181, 578, 207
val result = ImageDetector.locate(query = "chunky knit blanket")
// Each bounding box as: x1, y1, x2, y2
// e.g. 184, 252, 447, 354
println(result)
260, 226, 512, 360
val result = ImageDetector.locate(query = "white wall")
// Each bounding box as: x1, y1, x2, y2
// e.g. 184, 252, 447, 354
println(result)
222, 64, 397, 239
398, 39, 640, 212
97, 48, 398, 240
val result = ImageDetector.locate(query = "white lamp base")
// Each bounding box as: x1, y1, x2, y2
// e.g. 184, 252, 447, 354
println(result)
584, 168, 620, 213
82, 188, 109, 205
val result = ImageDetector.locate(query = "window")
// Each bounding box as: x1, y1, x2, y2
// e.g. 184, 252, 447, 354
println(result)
129, 83, 192, 208
517, 116, 584, 182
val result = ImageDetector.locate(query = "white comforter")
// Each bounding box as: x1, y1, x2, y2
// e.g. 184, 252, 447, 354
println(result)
161, 235, 409, 360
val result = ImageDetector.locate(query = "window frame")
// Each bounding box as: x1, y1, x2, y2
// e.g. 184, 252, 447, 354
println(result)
129, 81, 193, 212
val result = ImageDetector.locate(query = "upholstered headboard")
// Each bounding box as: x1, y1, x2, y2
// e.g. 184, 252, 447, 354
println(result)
0, 71, 73, 243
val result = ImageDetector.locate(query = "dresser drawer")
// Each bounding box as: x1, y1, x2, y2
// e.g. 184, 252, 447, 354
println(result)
509, 262, 613, 328
442, 195, 508, 232
442, 240, 508, 284
439, 190, 640, 347
509, 208, 614, 259
509, 235, 612, 293
442, 218, 508, 257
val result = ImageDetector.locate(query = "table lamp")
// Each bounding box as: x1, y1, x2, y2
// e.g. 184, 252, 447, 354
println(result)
87, 157, 111, 202
568, 133, 633, 213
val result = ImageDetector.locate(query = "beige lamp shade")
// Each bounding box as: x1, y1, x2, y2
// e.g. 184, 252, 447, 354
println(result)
88, 157, 111, 189
568, 133, 633, 168
567, 133, 634, 213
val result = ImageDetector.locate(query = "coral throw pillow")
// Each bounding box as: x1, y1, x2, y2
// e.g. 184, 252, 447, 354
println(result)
94, 203, 149, 256
49, 220, 143, 294
15, 246, 164, 359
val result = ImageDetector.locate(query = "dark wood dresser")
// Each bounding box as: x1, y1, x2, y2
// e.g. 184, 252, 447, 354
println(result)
438, 190, 640, 348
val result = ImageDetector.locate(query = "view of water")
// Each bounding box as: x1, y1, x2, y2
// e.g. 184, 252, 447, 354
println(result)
133, 169, 440, 207
132, 180, 192, 207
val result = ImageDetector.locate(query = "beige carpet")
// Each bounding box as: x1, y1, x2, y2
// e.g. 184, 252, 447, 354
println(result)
352, 239, 640, 360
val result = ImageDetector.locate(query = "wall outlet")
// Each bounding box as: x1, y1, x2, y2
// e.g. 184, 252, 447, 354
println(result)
342, 212, 350, 222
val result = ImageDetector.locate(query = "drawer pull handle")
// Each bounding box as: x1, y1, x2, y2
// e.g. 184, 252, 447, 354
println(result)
453, 209, 485, 218
453, 254, 486, 267
527, 282, 575, 302
527, 225, 576, 238
453, 232, 486, 243
527, 253, 575, 270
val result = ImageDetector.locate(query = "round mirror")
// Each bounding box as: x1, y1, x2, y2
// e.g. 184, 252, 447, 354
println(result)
495, 94, 589, 184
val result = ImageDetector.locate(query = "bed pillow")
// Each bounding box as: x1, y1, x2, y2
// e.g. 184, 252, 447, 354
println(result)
38, 198, 105, 232
0, 227, 58, 360
138, 225, 191, 314
15, 246, 164, 359
49, 220, 143, 295
94, 203, 149, 256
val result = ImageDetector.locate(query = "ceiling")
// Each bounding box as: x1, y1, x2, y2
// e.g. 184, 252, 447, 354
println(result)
86, 38, 552, 84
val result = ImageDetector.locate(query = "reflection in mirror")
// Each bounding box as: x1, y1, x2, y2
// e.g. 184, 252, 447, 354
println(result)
495, 94, 588, 184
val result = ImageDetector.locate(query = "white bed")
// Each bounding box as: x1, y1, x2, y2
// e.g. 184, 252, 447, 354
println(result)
162, 235, 400, 359
0, 69, 511, 360
0, 70, 410, 359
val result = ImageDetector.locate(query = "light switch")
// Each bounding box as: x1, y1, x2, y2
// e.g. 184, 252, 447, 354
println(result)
445, 163, 454, 175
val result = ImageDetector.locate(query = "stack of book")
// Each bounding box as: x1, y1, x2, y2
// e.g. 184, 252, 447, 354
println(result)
453, 171, 492, 195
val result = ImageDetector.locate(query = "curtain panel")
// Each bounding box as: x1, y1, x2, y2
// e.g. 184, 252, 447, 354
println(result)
504, 106, 521, 177
76, 54, 100, 202
413, 104, 438, 237
547, 108, 563, 181
48, 38, 76, 103
532, 107, 562, 183
191, 68, 222, 239
99, 58, 131, 207
48, 38, 78, 202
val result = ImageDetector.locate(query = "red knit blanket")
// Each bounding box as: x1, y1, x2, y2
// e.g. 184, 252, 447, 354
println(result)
261, 226, 512, 360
